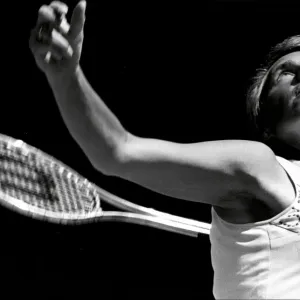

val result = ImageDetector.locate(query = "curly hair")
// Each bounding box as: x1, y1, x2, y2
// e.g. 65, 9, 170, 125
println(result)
246, 35, 300, 159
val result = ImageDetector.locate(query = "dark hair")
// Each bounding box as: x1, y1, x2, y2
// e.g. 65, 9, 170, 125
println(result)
246, 35, 300, 160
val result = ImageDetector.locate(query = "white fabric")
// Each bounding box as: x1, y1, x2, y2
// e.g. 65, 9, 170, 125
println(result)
210, 156, 300, 299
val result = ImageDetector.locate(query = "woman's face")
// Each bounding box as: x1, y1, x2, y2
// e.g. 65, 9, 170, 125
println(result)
266, 51, 300, 150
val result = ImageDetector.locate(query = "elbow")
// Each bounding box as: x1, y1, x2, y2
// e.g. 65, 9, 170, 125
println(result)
90, 132, 135, 177
90, 157, 121, 177
89, 147, 128, 177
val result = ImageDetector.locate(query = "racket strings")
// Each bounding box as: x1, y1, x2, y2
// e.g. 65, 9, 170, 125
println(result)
0, 141, 101, 216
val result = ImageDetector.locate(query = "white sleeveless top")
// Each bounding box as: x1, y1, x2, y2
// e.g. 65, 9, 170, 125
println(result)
209, 156, 300, 299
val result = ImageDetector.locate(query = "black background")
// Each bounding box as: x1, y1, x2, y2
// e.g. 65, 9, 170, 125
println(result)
0, 0, 299, 298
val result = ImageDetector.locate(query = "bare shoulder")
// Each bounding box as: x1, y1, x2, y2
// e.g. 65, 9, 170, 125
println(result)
217, 144, 296, 222
244, 145, 296, 209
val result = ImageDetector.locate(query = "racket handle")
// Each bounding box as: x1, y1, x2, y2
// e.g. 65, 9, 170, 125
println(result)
100, 212, 204, 238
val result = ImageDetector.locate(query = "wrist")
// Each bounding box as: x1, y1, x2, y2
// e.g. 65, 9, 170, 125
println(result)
46, 65, 83, 89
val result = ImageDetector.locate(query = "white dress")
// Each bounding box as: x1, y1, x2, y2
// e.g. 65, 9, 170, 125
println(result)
210, 156, 300, 299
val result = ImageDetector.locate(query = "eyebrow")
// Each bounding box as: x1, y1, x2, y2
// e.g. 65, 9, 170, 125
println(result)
261, 58, 300, 95
273, 59, 300, 74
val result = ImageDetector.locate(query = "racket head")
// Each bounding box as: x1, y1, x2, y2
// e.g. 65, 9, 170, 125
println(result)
0, 134, 102, 225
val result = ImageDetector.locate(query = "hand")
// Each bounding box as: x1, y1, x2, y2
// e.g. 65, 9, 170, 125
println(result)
29, 1, 87, 80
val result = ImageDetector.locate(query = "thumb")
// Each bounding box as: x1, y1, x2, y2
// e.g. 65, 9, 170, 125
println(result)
69, 1, 86, 39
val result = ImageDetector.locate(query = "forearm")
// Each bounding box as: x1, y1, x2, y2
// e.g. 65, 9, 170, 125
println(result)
46, 67, 128, 173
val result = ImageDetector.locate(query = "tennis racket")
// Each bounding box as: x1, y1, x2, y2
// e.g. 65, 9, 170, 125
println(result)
0, 133, 211, 237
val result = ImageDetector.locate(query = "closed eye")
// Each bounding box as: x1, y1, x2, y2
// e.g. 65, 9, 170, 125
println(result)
277, 71, 294, 81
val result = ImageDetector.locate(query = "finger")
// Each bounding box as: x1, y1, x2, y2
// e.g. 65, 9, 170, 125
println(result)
49, 1, 69, 15
69, 1, 86, 40
33, 21, 69, 44
30, 27, 73, 58
37, 5, 56, 26
59, 17, 70, 35
50, 28, 73, 57
34, 11, 70, 44
37, 5, 68, 34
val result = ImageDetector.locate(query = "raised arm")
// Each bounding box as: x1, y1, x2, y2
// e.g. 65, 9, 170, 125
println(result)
29, 2, 295, 211
29, 1, 127, 173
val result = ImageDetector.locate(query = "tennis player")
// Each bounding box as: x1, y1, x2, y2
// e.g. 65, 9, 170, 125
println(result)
29, 1, 300, 299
